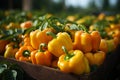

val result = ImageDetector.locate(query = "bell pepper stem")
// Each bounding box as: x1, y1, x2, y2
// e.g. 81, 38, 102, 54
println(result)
62, 46, 69, 55
79, 24, 89, 33
39, 43, 47, 52
22, 50, 30, 57
62, 46, 74, 60
46, 32, 57, 38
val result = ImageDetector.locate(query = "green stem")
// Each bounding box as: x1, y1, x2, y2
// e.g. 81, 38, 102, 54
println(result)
22, 50, 30, 57
79, 24, 89, 33
62, 46, 69, 55
46, 31, 57, 38
62, 46, 74, 60
39, 43, 47, 52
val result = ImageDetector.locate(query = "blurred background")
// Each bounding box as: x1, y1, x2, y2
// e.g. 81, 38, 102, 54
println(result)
0, 0, 120, 14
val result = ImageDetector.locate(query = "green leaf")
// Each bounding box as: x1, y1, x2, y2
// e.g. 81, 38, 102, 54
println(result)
0, 29, 24, 41
0, 64, 7, 74
23, 26, 36, 34
9, 64, 24, 80
69, 24, 80, 30
79, 24, 89, 33
12, 70, 17, 80
94, 20, 110, 31
1, 69, 15, 80
39, 21, 48, 31
0, 61, 24, 80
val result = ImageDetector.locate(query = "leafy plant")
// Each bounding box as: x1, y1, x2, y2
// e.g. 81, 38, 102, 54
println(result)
0, 61, 24, 80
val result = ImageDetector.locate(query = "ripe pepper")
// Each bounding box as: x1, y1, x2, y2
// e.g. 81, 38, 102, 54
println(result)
57, 46, 90, 75
18, 34, 31, 47
91, 31, 101, 52
106, 39, 118, 53
23, 34, 31, 46
20, 21, 32, 29
30, 28, 54, 49
99, 38, 118, 53
73, 30, 101, 53
99, 39, 108, 53
31, 43, 52, 66
0, 40, 9, 55
47, 32, 73, 57
84, 51, 106, 66
4, 42, 19, 58
73, 30, 83, 50
15, 45, 34, 62
51, 59, 58, 68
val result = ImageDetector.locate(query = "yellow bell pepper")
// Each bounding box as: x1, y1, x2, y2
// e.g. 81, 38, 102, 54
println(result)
106, 39, 118, 53
84, 51, 106, 66
97, 13, 105, 20
4, 42, 19, 58
99, 38, 118, 53
30, 28, 54, 49
57, 46, 90, 75
47, 32, 73, 57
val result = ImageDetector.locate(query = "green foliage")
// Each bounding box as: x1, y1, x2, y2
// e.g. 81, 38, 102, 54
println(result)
0, 28, 24, 43
93, 20, 112, 39
0, 61, 24, 80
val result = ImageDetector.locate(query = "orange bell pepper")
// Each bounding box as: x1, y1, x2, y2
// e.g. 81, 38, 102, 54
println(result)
73, 30, 101, 53
91, 31, 101, 52
80, 32, 92, 53
23, 34, 31, 46
73, 30, 92, 53
20, 21, 32, 29
15, 45, 34, 62
0, 40, 9, 55
73, 30, 83, 50
99, 39, 108, 53
31, 43, 52, 66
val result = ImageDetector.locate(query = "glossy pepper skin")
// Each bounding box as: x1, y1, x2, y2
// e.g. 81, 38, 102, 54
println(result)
99, 39, 108, 53
57, 46, 90, 75
73, 30, 92, 53
73, 30, 101, 53
91, 31, 101, 52
4, 42, 19, 58
73, 30, 83, 50
99, 38, 119, 53
30, 28, 53, 49
15, 45, 34, 62
0, 40, 9, 55
47, 32, 73, 57
20, 21, 32, 29
85, 51, 106, 66
31, 43, 52, 66
23, 34, 31, 46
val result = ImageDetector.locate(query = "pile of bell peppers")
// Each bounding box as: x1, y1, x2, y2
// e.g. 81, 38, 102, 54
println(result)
0, 12, 120, 75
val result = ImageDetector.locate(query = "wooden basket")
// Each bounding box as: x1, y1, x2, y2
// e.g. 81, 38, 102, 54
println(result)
0, 45, 120, 80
